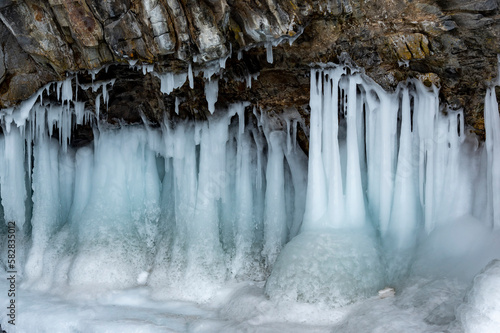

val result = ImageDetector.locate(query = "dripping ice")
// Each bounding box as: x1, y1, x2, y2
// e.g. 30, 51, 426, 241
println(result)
267, 64, 500, 315
0, 59, 499, 333
0, 70, 309, 300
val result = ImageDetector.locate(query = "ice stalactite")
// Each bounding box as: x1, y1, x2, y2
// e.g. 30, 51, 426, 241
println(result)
387, 88, 420, 250
266, 64, 499, 306
300, 66, 484, 240
0, 59, 499, 314
262, 130, 287, 265
0, 127, 27, 230
485, 86, 500, 229
0, 76, 307, 300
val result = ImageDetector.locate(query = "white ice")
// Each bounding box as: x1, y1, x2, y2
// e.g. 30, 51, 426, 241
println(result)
0, 60, 499, 333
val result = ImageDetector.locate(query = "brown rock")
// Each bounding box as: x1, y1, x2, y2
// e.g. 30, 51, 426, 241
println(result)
0, 0, 498, 141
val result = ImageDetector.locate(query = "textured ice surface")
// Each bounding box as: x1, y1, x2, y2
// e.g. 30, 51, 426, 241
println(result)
457, 260, 500, 333
266, 230, 385, 307
0, 276, 478, 333
0, 60, 500, 332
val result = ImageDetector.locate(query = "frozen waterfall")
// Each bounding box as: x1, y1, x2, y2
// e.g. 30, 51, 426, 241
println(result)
0, 75, 308, 300
0, 61, 500, 333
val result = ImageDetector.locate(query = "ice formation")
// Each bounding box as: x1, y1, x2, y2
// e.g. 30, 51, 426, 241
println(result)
301, 67, 484, 237
266, 229, 385, 306
457, 260, 500, 333
0, 59, 500, 332
0, 74, 308, 301
266, 65, 500, 306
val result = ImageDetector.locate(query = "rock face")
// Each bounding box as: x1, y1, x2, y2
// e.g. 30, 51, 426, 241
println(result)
0, 0, 499, 138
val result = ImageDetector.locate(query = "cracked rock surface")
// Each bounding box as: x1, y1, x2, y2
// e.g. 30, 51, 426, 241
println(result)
0, 0, 499, 138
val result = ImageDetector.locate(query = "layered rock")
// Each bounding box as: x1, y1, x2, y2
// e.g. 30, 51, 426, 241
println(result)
0, 0, 499, 138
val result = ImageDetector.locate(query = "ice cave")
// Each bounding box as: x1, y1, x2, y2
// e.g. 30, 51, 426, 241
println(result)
1, 1, 500, 332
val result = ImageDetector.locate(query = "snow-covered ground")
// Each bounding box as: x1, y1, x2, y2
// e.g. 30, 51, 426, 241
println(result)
0, 276, 475, 333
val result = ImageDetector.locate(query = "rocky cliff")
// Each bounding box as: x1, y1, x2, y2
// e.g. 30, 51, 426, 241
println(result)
0, 0, 499, 141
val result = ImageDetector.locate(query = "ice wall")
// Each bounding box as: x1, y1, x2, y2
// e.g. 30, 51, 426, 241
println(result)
302, 66, 489, 242
0, 75, 307, 300
0, 60, 499, 309
265, 65, 500, 306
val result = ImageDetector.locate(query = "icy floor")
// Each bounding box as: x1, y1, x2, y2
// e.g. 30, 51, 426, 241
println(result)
0, 276, 470, 333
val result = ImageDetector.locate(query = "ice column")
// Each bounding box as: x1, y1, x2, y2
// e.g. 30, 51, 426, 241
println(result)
344, 75, 366, 227
0, 127, 27, 229
24, 135, 66, 289
387, 88, 420, 248
262, 131, 287, 265
302, 70, 328, 230
485, 87, 500, 229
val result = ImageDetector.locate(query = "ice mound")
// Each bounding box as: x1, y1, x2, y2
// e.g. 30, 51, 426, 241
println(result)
457, 259, 500, 333
265, 229, 385, 307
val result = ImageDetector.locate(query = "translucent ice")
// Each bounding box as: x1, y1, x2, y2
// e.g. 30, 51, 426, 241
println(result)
265, 230, 385, 307
457, 260, 500, 333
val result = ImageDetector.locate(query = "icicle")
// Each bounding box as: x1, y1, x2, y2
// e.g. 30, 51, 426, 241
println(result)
158, 72, 187, 94
24, 134, 62, 288
102, 79, 116, 110
89, 68, 99, 81
13, 91, 42, 128
232, 128, 254, 274
416, 82, 439, 233
458, 110, 465, 143
188, 63, 194, 89
324, 68, 345, 228
285, 118, 292, 154
485, 87, 500, 229
0, 126, 27, 229
205, 79, 219, 114
388, 88, 419, 248
292, 120, 297, 152
253, 123, 265, 191
219, 56, 227, 69
234, 102, 246, 135
74, 101, 86, 125
174, 97, 180, 115
262, 131, 287, 265
141, 64, 154, 75
128, 59, 138, 67
302, 69, 328, 231
266, 42, 273, 64
95, 93, 101, 118
61, 77, 73, 103
344, 75, 366, 228
56, 81, 62, 100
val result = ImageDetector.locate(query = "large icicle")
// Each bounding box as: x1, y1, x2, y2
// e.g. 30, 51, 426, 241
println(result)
387, 88, 420, 249
0, 127, 27, 229
344, 75, 366, 228
24, 135, 65, 289
302, 70, 328, 230
262, 131, 287, 265
324, 69, 346, 229
415, 83, 439, 233
485, 87, 500, 229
